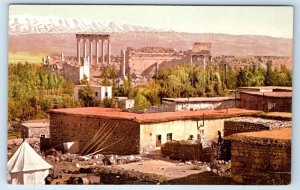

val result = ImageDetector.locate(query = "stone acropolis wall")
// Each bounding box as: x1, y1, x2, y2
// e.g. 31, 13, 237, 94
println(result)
125, 47, 185, 77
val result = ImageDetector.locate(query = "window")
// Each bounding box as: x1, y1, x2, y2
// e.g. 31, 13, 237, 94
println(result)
167, 133, 172, 142
105, 92, 108, 97
95, 92, 98, 97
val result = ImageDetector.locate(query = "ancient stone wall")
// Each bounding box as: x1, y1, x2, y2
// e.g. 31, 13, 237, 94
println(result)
224, 121, 269, 137
49, 113, 140, 155
22, 126, 50, 138
240, 93, 292, 112
231, 140, 291, 184
161, 141, 210, 162
192, 43, 211, 54
125, 47, 184, 77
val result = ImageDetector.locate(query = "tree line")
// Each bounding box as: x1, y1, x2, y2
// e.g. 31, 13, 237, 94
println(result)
8, 62, 292, 121
118, 63, 292, 110
8, 63, 79, 122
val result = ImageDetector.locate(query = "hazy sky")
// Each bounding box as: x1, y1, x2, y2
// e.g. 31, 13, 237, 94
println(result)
10, 5, 293, 38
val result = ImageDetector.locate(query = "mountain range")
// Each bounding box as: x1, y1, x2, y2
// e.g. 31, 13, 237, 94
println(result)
9, 15, 166, 34
9, 15, 293, 57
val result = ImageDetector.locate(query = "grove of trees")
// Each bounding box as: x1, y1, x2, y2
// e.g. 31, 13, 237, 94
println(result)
8, 61, 292, 120
8, 63, 80, 122
126, 63, 292, 110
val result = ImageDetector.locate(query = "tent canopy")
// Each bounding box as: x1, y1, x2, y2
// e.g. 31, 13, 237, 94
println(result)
7, 140, 52, 184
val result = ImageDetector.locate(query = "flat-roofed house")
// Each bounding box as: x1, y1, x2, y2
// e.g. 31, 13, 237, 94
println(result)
162, 97, 240, 112
48, 108, 261, 155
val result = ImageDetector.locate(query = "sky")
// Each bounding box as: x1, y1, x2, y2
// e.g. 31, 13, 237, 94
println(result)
10, 5, 293, 38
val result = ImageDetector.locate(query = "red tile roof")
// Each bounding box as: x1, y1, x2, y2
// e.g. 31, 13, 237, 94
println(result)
48, 108, 262, 123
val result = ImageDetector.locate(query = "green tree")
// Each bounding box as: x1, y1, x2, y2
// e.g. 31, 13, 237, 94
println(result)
99, 97, 116, 108
102, 66, 111, 86
134, 93, 151, 110
78, 85, 96, 107
8, 63, 78, 121
80, 74, 89, 85
264, 62, 274, 86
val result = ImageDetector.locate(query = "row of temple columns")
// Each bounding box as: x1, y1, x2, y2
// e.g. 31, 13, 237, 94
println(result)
77, 37, 111, 65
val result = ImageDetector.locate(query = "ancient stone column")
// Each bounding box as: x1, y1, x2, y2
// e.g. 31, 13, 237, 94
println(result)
120, 49, 125, 77
83, 39, 87, 59
61, 53, 64, 62
96, 39, 99, 65
77, 38, 81, 64
89, 39, 93, 64
107, 39, 111, 65
101, 40, 104, 66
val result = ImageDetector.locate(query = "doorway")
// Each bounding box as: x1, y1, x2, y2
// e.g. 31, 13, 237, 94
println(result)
156, 134, 162, 147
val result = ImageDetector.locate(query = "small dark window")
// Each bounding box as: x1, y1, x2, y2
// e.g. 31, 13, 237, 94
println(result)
105, 92, 108, 97
167, 133, 172, 142
95, 92, 98, 97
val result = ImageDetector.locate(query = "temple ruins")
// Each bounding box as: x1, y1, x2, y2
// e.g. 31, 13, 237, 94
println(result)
76, 34, 111, 66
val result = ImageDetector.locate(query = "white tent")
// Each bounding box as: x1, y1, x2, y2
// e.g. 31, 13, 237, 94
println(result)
7, 140, 53, 184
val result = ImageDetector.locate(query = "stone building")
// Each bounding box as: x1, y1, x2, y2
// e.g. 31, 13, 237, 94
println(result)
48, 107, 261, 155
228, 128, 291, 184
115, 97, 135, 109
240, 91, 292, 112
162, 97, 240, 112
124, 47, 185, 77
190, 42, 212, 67
44, 58, 90, 85
122, 42, 213, 78
73, 85, 112, 102
21, 120, 50, 138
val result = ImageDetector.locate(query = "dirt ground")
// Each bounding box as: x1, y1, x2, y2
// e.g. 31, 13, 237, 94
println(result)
7, 138, 233, 185
45, 152, 232, 185
113, 154, 208, 180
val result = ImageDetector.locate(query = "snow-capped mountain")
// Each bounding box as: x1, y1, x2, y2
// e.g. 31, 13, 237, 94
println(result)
9, 14, 166, 34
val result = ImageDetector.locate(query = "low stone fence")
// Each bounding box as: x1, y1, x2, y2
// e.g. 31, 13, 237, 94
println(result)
224, 118, 291, 137
224, 120, 269, 137
161, 141, 210, 162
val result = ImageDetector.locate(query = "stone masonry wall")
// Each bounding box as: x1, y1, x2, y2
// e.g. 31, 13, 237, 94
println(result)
49, 113, 140, 155
224, 121, 269, 137
22, 126, 50, 138
127, 54, 183, 77
161, 142, 210, 162
231, 140, 291, 184
240, 93, 291, 112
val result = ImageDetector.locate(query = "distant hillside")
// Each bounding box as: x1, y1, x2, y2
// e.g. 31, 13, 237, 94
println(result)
9, 32, 292, 57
